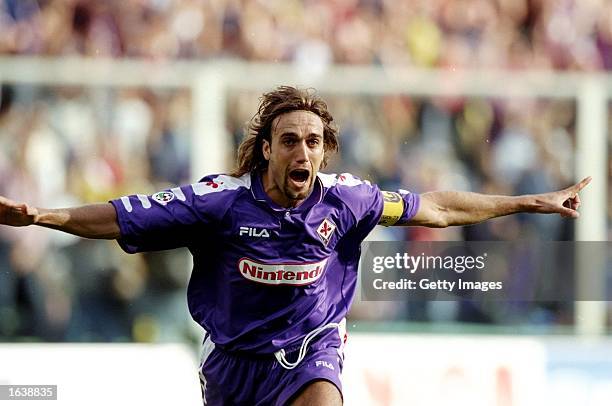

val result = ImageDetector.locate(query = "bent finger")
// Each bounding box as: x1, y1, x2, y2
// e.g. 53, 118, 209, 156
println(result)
25, 205, 37, 217
558, 206, 578, 218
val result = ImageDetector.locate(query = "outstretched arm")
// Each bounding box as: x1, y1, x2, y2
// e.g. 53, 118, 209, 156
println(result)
400, 177, 592, 228
0, 196, 120, 239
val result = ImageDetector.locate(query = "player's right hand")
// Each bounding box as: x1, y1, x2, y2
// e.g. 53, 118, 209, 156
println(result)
0, 196, 39, 227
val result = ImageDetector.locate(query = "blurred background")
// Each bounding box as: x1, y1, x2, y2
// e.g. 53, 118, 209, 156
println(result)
0, 0, 611, 405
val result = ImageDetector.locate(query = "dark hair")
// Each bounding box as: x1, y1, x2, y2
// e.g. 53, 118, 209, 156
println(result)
229, 86, 339, 177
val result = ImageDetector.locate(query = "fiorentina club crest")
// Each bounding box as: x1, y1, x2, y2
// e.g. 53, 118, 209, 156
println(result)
316, 218, 336, 245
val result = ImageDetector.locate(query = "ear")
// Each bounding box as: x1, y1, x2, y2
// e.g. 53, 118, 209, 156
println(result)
262, 139, 271, 161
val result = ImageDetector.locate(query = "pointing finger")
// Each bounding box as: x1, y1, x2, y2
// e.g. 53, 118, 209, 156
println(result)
570, 176, 592, 194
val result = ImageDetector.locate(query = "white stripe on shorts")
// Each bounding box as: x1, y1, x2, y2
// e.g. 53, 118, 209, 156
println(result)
336, 318, 347, 382
199, 333, 216, 405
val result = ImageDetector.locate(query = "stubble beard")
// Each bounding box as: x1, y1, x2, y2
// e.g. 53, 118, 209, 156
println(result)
283, 172, 315, 203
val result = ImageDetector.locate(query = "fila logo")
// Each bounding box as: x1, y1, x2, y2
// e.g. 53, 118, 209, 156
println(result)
315, 360, 335, 370
239, 226, 270, 238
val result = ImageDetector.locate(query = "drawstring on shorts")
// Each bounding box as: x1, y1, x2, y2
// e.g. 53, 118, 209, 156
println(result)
274, 322, 341, 370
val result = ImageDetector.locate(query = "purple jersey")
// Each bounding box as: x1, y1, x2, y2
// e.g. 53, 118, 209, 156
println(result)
111, 172, 419, 353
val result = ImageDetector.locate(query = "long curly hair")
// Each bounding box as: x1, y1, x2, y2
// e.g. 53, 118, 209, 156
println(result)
229, 86, 339, 177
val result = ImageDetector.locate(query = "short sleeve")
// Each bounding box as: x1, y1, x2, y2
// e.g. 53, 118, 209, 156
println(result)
111, 174, 251, 253
326, 173, 422, 235
329, 173, 385, 239
110, 185, 214, 253
350, 187, 420, 232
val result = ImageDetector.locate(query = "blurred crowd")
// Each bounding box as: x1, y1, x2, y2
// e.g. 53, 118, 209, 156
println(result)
0, 0, 611, 342
1, 0, 612, 71
0, 85, 196, 342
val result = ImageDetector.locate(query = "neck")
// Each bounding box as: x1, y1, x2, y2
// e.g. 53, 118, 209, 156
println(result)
261, 170, 306, 208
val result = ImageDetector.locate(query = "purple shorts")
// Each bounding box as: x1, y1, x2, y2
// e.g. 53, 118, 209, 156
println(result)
199, 334, 344, 405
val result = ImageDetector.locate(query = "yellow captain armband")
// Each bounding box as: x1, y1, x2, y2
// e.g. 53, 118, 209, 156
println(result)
379, 191, 404, 226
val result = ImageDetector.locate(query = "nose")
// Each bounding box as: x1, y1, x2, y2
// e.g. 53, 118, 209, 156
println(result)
294, 140, 309, 163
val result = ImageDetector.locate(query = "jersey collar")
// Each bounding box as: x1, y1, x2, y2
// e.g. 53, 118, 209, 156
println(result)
250, 170, 323, 213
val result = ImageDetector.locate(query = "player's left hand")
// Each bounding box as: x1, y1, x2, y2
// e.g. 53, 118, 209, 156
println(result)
530, 176, 591, 219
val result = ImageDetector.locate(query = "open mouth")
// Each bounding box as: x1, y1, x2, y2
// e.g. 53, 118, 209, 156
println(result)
288, 169, 310, 187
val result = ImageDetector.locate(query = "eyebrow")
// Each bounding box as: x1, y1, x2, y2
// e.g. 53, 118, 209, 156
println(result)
278, 132, 322, 138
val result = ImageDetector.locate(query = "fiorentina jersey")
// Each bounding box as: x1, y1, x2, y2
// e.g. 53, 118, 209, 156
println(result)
110, 171, 419, 353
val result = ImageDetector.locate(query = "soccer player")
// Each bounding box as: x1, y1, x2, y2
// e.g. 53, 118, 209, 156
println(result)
0, 86, 590, 405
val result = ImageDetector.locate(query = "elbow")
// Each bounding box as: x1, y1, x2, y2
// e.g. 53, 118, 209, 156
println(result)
424, 211, 449, 228
420, 200, 450, 228
428, 218, 449, 228
414, 194, 450, 228
430, 207, 449, 228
